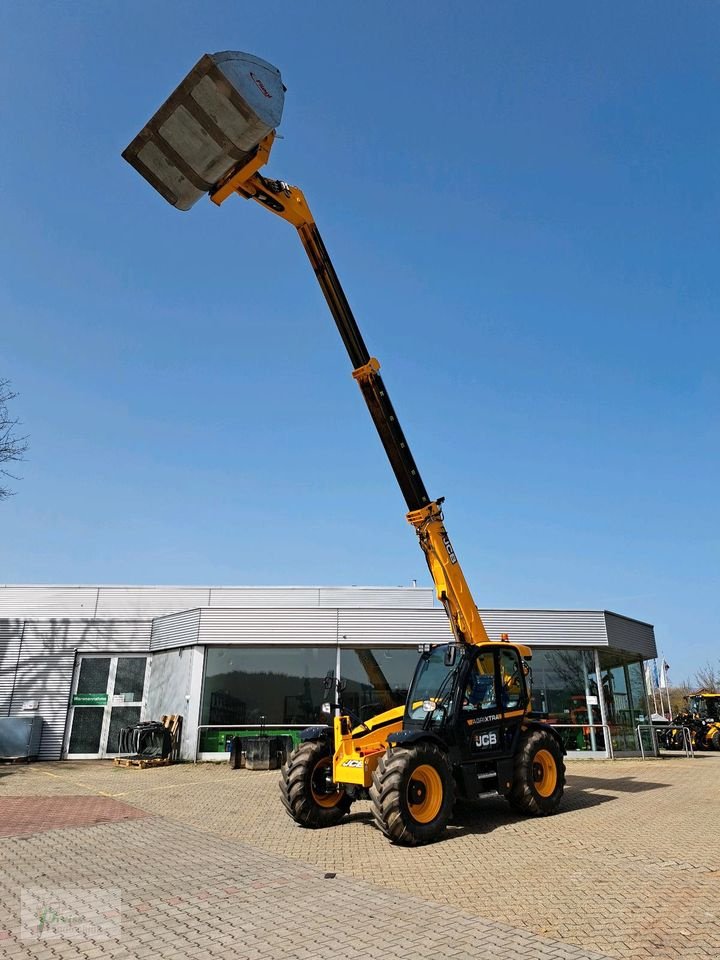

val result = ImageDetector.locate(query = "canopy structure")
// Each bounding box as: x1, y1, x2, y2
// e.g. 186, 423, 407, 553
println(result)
122, 51, 284, 211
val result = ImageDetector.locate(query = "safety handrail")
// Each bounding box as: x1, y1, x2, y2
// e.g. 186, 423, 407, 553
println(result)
545, 723, 614, 759
636, 723, 695, 759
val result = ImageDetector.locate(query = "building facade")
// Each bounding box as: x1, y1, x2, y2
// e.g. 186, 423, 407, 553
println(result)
0, 585, 657, 761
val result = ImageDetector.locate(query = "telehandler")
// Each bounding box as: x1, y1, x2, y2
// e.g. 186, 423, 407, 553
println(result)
123, 51, 566, 845
662, 692, 720, 752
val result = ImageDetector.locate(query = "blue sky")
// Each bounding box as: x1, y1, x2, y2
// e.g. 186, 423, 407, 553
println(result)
1, 2, 717, 680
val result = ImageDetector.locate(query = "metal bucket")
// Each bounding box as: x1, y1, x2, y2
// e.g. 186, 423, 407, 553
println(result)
122, 51, 284, 210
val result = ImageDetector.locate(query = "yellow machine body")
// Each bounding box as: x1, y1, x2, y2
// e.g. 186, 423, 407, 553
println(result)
332, 707, 404, 788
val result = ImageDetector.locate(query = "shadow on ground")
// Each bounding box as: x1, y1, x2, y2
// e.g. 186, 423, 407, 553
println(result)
567, 774, 669, 794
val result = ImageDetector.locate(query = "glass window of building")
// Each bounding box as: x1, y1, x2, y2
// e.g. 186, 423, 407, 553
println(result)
340, 648, 419, 722
529, 648, 603, 753
597, 650, 649, 754
201, 646, 336, 728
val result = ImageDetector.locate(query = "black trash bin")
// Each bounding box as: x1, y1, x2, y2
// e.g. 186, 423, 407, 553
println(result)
228, 735, 245, 769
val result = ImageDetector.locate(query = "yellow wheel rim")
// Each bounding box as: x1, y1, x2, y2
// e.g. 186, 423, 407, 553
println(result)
407, 764, 443, 823
532, 748, 558, 798
310, 757, 344, 808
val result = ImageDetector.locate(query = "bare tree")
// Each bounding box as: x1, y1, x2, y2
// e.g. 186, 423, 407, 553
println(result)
667, 681, 692, 716
0, 379, 28, 500
694, 660, 720, 692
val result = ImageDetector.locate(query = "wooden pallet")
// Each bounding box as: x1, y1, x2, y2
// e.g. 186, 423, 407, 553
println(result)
112, 714, 183, 768
113, 755, 172, 769
161, 713, 183, 758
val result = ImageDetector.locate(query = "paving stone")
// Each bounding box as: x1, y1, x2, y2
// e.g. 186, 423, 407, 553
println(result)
1, 756, 719, 958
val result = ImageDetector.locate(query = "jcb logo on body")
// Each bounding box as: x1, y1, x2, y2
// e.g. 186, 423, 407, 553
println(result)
474, 731, 498, 749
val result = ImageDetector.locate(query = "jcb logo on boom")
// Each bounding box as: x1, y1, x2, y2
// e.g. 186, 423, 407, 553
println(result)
441, 534, 458, 565
474, 732, 498, 749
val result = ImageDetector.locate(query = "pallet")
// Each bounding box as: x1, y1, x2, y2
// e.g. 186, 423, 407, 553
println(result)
112, 714, 183, 769
113, 756, 172, 769
160, 713, 183, 757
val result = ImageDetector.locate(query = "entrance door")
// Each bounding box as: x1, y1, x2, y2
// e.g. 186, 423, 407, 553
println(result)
66, 655, 150, 758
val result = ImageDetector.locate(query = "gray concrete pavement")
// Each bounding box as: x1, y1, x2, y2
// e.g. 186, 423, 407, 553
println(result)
1, 754, 718, 959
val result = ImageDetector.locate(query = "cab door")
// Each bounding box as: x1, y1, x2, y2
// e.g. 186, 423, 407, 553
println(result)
459, 647, 504, 760
459, 645, 529, 762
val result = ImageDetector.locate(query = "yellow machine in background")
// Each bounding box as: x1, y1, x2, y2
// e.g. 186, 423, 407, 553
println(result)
665, 692, 720, 751
123, 50, 566, 845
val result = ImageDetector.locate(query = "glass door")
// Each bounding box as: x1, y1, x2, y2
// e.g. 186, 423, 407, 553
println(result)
106, 657, 149, 755
65, 655, 149, 758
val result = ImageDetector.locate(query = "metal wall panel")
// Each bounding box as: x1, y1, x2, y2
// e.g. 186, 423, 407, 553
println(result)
339, 609, 611, 648
209, 587, 320, 607
94, 587, 210, 619
478, 610, 609, 647
145, 648, 193, 754
0, 618, 24, 716
209, 586, 433, 608
196, 608, 339, 645
0, 585, 434, 621
150, 607, 624, 652
319, 587, 433, 608
0, 587, 99, 618
151, 609, 201, 650
604, 611, 656, 659
337, 609, 451, 646
8, 620, 152, 760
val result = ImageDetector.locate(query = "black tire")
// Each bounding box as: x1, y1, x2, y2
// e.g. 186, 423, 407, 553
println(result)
369, 742, 455, 846
709, 729, 720, 751
508, 728, 565, 816
279, 740, 352, 828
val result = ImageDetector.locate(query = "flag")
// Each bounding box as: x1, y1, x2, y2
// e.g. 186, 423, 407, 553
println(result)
652, 660, 660, 688
644, 662, 654, 694
659, 659, 670, 689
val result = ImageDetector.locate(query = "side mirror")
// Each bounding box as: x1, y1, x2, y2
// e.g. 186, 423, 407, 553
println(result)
444, 645, 457, 667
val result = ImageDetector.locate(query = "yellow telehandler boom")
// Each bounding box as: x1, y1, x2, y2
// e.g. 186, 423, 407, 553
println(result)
123, 51, 565, 845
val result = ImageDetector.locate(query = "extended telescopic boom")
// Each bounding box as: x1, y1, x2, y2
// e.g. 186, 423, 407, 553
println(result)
122, 51, 490, 647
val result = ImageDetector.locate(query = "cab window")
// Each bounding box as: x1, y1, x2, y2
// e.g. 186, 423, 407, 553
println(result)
463, 650, 497, 713
499, 649, 526, 711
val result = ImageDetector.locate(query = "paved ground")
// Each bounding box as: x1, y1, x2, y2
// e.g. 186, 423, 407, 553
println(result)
0, 754, 718, 959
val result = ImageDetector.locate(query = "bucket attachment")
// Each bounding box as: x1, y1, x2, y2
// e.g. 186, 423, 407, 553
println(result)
122, 51, 284, 211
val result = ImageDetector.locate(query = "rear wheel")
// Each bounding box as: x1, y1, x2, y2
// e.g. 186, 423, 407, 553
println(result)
279, 740, 351, 828
709, 729, 720, 751
508, 728, 565, 816
369, 742, 455, 846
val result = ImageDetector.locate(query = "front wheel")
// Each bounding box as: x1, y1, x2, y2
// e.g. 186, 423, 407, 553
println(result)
369, 742, 455, 846
279, 740, 352, 828
508, 728, 565, 816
